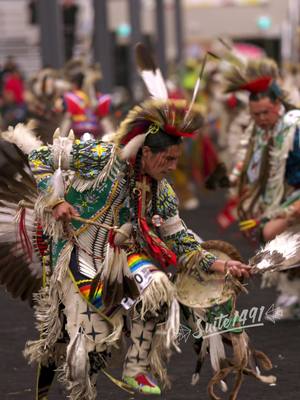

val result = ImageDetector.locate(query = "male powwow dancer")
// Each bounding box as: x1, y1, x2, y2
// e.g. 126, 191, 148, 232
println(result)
0, 44, 258, 400
22, 44, 251, 399
221, 56, 300, 318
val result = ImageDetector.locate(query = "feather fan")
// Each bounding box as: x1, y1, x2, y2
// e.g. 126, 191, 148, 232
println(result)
250, 230, 300, 272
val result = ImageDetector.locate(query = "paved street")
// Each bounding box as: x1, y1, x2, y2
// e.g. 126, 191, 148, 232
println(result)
1, 189, 299, 399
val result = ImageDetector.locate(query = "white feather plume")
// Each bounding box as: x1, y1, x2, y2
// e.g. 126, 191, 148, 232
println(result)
191, 373, 200, 386
120, 133, 147, 160
66, 327, 89, 382
51, 128, 74, 170
220, 380, 228, 392
51, 168, 65, 199
101, 132, 115, 142
165, 299, 181, 352
1, 123, 42, 154
141, 69, 168, 101
208, 327, 226, 372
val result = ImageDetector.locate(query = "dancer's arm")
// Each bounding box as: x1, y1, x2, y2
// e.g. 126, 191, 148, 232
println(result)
157, 179, 251, 278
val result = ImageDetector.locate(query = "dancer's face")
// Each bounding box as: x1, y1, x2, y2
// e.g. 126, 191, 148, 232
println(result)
141, 144, 182, 181
249, 97, 281, 130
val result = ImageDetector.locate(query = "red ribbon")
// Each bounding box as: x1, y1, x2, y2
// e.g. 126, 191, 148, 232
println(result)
139, 216, 177, 268
136, 179, 177, 269
164, 124, 196, 138
36, 223, 48, 257
18, 208, 33, 262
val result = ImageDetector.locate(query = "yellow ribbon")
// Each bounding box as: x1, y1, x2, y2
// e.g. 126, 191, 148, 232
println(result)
239, 219, 258, 231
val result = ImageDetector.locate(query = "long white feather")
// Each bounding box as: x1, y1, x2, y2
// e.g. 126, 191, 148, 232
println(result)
141, 69, 168, 101
183, 77, 201, 123
208, 327, 226, 372
184, 53, 208, 123
51, 168, 65, 199
165, 299, 181, 352
190, 77, 201, 108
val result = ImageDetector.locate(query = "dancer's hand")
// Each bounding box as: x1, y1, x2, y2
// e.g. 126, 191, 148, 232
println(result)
224, 260, 252, 279
288, 200, 300, 219
212, 259, 252, 279
52, 201, 79, 222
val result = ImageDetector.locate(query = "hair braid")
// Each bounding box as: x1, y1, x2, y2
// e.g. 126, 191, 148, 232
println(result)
131, 149, 142, 224
151, 179, 158, 217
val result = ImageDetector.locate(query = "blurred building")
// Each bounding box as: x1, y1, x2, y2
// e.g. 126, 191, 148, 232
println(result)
0, 0, 299, 78
183, 0, 299, 64
0, 0, 41, 76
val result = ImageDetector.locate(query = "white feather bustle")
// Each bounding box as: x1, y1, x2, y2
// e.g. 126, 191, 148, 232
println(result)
1, 123, 43, 154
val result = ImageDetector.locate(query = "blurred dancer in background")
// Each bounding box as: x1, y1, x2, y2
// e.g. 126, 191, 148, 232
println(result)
61, 59, 112, 139
62, 0, 79, 61
1, 62, 26, 128
222, 57, 300, 318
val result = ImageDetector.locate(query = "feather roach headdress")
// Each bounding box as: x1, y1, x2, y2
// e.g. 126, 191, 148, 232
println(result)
223, 57, 279, 94
114, 99, 204, 160
214, 39, 286, 98
63, 58, 102, 89
25, 68, 70, 143
221, 55, 297, 111
113, 43, 204, 160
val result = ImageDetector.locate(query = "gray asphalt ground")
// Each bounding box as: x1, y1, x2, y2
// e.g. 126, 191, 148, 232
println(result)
1, 188, 299, 399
